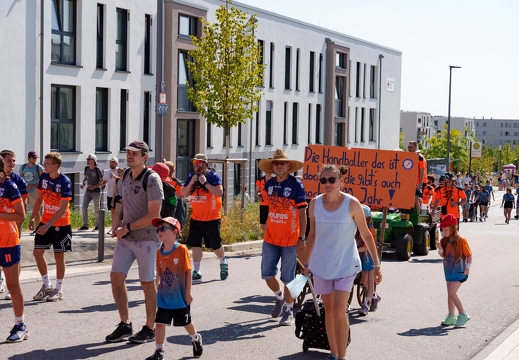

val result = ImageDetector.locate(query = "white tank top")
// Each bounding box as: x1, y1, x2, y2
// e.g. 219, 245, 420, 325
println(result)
309, 193, 361, 280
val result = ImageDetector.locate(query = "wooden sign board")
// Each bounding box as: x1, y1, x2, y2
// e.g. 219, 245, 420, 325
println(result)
302, 145, 418, 209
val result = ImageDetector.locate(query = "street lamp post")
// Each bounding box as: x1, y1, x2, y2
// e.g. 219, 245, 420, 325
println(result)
446, 65, 461, 171
377, 54, 384, 150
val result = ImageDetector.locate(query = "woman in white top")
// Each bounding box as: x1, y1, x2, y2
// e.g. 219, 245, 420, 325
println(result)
305, 165, 382, 360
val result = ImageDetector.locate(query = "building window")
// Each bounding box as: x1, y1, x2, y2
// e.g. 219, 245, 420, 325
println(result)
369, 108, 375, 141
283, 102, 288, 145
258, 40, 264, 85
515, 132, 519, 137
295, 48, 300, 91
354, 108, 358, 142
292, 103, 298, 144
206, 122, 212, 148
178, 51, 195, 111
370, 65, 375, 98
483, 122, 487, 127
51, 85, 75, 152
356, 62, 361, 97
120, 89, 127, 150
318, 54, 323, 93
505, 131, 510, 136
335, 76, 344, 117
95, 88, 108, 151
144, 14, 152, 74
255, 107, 260, 146
51, 0, 76, 64
309, 51, 315, 92
143, 92, 151, 145
336, 52, 346, 69
514, 123, 519, 128
363, 64, 367, 98
265, 101, 273, 145
307, 104, 312, 144
179, 14, 198, 38
482, 131, 486, 135
238, 122, 243, 147
269, 43, 275, 88
285, 47, 291, 90
315, 104, 321, 144
96, 4, 104, 69
335, 123, 344, 146
116, 8, 128, 71
360, 108, 365, 142
418, 118, 422, 123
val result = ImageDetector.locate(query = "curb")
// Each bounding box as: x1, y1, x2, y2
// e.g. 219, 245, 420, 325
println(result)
471, 317, 519, 359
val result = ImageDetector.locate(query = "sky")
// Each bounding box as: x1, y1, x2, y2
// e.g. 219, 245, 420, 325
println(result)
239, 0, 519, 119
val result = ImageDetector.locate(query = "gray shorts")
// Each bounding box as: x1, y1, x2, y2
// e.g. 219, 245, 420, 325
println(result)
111, 238, 160, 282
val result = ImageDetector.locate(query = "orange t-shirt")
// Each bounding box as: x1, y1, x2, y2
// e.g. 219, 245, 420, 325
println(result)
185, 170, 222, 221
417, 154, 427, 185
422, 184, 434, 204
255, 177, 269, 206
0, 179, 22, 248
38, 173, 72, 226
433, 185, 466, 219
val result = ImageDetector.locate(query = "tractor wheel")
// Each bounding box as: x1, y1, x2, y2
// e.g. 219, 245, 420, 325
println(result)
413, 226, 430, 256
395, 234, 413, 261
429, 225, 439, 250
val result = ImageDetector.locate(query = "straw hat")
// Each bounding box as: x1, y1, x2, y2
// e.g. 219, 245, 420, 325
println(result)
258, 149, 303, 174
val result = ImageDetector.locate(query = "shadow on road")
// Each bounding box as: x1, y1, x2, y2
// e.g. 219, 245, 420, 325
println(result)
166, 318, 278, 346
397, 325, 454, 337
59, 299, 144, 314
6, 341, 133, 360
410, 258, 443, 264
279, 350, 326, 359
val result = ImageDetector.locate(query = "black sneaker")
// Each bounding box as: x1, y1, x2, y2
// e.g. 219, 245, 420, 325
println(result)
128, 325, 155, 344
192, 333, 203, 358
146, 350, 164, 360
105, 322, 132, 343
92, 226, 99, 231
78, 226, 89, 231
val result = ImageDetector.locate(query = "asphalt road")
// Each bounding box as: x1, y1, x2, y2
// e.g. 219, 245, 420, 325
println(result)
1, 195, 517, 359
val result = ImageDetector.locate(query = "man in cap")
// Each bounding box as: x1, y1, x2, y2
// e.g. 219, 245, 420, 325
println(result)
106, 140, 164, 344
258, 149, 307, 326
407, 141, 427, 211
431, 172, 467, 226
180, 154, 228, 283
104, 157, 119, 234
79, 154, 104, 231
20, 151, 44, 235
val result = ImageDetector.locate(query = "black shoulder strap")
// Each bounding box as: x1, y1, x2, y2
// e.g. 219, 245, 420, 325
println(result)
123, 168, 153, 192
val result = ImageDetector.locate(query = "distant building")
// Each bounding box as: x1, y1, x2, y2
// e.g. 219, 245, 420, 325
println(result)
400, 111, 435, 148
474, 118, 519, 148
432, 116, 475, 139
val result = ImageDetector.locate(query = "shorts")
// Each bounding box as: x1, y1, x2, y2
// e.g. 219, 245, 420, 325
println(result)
0, 245, 21, 267
259, 205, 269, 225
359, 251, 374, 271
445, 272, 468, 283
111, 238, 160, 282
480, 201, 488, 206
114, 195, 123, 205
155, 306, 192, 326
504, 201, 514, 209
107, 196, 114, 210
186, 219, 222, 251
260, 241, 296, 284
313, 273, 357, 295
34, 224, 72, 252
415, 188, 422, 198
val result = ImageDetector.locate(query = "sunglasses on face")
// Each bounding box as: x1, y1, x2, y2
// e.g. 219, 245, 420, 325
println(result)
272, 161, 287, 166
193, 160, 204, 165
156, 225, 175, 233
320, 177, 337, 184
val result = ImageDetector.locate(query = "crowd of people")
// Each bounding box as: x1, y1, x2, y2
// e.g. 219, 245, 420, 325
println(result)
0, 141, 515, 359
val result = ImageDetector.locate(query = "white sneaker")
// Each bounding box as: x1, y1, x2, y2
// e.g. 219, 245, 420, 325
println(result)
46, 288, 63, 302
0, 279, 5, 293
5, 292, 11, 300
33, 284, 54, 301
279, 310, 294, 326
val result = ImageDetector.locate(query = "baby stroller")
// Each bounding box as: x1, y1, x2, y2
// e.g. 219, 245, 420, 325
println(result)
468, 200, 479, 222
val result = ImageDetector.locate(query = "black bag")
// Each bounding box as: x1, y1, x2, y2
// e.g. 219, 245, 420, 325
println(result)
160, 181, 178, 218
171, 177, 187, 228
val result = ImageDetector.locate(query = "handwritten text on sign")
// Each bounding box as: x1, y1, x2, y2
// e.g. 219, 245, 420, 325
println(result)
302, 145, 418, 208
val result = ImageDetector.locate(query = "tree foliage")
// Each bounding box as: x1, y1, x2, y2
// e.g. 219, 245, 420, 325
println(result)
423, 125, 471, 172
187, 2, 265, 156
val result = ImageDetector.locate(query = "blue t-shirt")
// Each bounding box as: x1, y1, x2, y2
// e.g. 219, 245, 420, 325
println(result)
9, 173, 28, 197
478, 190, 490, 203
464, 188, 472, 200
20, 163, 44, 191
503, 193, 515, 202
484, 185, 493, 195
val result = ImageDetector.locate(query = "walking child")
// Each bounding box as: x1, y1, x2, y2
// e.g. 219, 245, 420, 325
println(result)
146, 216, 203, 360
436, 214, 472, 327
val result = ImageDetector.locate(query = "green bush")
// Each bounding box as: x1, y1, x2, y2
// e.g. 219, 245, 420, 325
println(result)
22, 204, 112, 231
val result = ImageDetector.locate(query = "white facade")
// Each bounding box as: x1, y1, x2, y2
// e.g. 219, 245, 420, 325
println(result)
432, 116, 475, 139
164, 0, 402, 198
474, 118, 519, 147
400, 111, 436, 148
0, 1, 157, 203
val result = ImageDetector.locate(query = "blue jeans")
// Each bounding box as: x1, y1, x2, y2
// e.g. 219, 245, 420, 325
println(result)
261, 241, 296, 284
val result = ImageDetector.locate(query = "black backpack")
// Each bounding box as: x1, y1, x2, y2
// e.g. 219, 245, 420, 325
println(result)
171, 177, 187, 227
160, 181, 178, 218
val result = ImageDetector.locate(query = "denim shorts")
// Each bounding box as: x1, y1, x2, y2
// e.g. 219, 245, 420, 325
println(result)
261, 241, 297, 284
111, 238, 160, 282
360, 251, 374, 271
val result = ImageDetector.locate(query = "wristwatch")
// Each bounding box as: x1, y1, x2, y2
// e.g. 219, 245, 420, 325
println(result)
298, 236, 307, 242
45, 222, 51, 227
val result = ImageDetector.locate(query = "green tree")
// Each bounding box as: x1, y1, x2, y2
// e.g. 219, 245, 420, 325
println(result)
187, 2, 265, 160
423, 125, 470, 172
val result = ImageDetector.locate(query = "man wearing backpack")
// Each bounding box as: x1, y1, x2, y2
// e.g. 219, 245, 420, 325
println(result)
181, 153, 228, 283
106, 140, 163, 344
79, 154, 104, 231
151, 162, 178, 218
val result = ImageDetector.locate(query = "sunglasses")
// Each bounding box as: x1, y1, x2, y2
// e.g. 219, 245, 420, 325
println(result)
320, 177, 337, 184
272, 161, 287, 166
193, 160, 205, 165
156, 225, 175, 233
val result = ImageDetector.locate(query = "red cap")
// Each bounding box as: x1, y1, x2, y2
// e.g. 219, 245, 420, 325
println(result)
152, 163, 173, 183
151, 217, 182, 234
439, 214, 458, 228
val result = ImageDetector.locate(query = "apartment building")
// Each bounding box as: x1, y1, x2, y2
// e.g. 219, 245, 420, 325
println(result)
432, 116, 475, 139
0, 0, 157, 204
400, 111, 436, 148
474, 118, 519, 147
